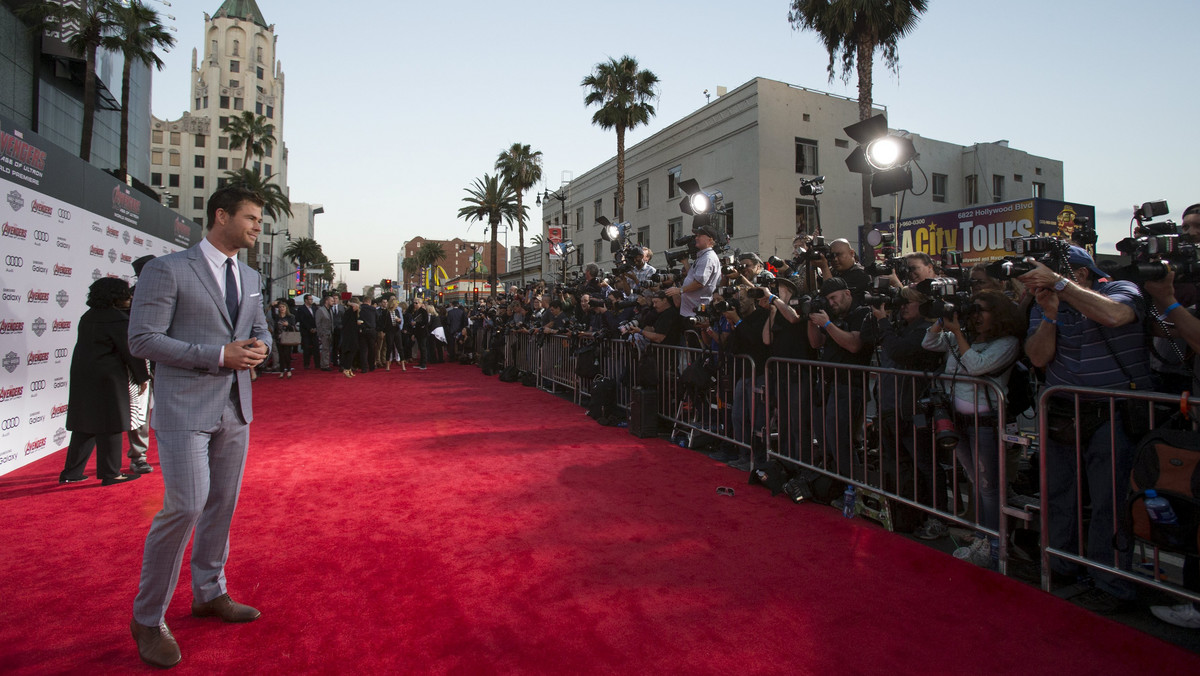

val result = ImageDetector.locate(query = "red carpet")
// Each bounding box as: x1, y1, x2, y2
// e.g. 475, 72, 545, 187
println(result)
1, 364, 1197, 674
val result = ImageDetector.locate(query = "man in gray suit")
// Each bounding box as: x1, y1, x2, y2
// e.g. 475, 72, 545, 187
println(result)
127, 186, 273, 669
314, 294, 334, 370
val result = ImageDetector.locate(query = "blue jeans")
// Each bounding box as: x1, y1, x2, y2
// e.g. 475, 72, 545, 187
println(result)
731, 375, 764, 451
954, 418, 1000, 532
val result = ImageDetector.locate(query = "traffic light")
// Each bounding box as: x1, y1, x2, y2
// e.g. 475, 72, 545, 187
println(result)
350, 259, 360, 271
384, 279, 392, 288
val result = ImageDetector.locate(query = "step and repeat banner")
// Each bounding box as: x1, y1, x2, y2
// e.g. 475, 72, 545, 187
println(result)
0, 115, 202, 476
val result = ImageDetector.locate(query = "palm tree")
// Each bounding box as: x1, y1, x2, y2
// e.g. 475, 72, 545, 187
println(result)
457, 174, 522, 299
223, 111, 276, 168
401, 256, 420, 295
581, 56, 659, 223
282, 237, 323, 267
114, 1, 174, 182
494, 143, 543, 287
20, 1, 122, 162
225, 167, 290, 271
788, 0, 930, 223
417, 240, 447, 290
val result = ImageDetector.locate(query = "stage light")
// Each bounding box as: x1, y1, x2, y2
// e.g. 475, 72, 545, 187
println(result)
843, 114, 918, 196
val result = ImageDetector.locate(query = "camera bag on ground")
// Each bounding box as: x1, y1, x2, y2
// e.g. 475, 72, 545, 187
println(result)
748, 459, 794, 496
575, 341, 600, 380
1117, 427, 1200, 556
479, 348, 502, 375
628, 387, 658, 438
498, 364, 520, 382
520, 371, 538, 387
587, 376, 621, 425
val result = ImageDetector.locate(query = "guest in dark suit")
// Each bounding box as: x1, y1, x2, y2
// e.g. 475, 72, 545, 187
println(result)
428, 304, 445, 363
358, 297, 377, 372
340, 299, 361, 378
58, 277, 150, 486
410, 298, 430, 370
329, 295, 343, 367
445, 301, 466, 362
295, 294, 318, 368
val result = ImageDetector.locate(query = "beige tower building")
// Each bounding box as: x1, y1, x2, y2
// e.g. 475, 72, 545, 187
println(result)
147, 0, 292, 284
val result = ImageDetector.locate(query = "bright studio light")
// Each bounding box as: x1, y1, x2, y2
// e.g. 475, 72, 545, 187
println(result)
688, 192, 711, 214
866, 137, 902, 170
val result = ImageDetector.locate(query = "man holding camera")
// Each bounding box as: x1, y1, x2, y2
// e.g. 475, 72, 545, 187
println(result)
1022, 245, 1152, 614
807, 277, 875, 479
665, 226, 722, 318
628, 247, 657, 287
814, 238, 871, 298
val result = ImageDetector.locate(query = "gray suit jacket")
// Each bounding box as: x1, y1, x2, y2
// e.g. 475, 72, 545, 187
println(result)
314, 305, 333, 334
128, 244, 272, 431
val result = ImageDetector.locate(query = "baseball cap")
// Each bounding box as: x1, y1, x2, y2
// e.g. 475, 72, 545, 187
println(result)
818, 277, 849, 297
695, 225, 720, 240
1066, 246, 1108, 280
738, 252, 763, 265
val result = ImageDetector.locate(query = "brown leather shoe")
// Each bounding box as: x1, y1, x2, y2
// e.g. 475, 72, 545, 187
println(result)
191, 593, 261, 622
131, 619, 181, 669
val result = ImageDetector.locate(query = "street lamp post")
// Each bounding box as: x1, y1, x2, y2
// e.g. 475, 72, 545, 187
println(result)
537, 187, 569, 283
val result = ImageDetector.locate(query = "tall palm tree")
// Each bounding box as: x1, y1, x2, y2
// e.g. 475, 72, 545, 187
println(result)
224, 167, 291, 271
282, 237, 323, 267
223, 111, 276, 168
494, 143, 543, 287
114, 1, 174, 182
581, 56, 659, 223
20, 0, 122, 162
789, 0, 930, 223
457, 174, 522, 299
401, 256, 420, 295
418, 240, 447, 289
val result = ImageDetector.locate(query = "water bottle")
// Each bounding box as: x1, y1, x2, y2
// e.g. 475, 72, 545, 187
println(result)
1144, 490, 1179, 525
842, 485, 856, 519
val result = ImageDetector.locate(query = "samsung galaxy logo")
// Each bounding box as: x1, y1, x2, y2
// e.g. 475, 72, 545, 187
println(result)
31, 261, 48, 274
0, 452, 15, 465
2, 289, 21, 302
30, 200, 52, 217
56, 237, 69, 249
53, 378, 67, 389
28, 412, 45, 424
2, 222, 28, 239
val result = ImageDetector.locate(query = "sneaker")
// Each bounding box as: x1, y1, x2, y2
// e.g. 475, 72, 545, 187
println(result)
913, 517, 949, 540
953, 537, 994, 568
1072, 587, 1135, 615
130, 459, 153, 475
1151, 603, 1200, 629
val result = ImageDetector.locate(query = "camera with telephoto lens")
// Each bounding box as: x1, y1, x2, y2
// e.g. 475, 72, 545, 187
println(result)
986, 235, 1072, 280
799, 235, 830, 262
914, 391, 961, 452
793, 294, 829, 320
1112, 201, 1200, 283
614, 297, 640, 310
915, 278, 974, 321
617, 319, 640, 335
862, 279, 903, 311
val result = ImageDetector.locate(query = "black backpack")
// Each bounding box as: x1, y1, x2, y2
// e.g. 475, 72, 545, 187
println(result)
587, 376, 620, 424
1003, 360, 1037, 422
498, 364, 520, 382
1117, 427, 1200, 556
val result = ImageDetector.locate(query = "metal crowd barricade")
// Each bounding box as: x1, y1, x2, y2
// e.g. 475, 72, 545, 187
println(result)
648, 343, 756, 453
763, 358, 1015, 569
574, 338, 638, 412
540, 333, 578, 394
1037, 385, 1200, 604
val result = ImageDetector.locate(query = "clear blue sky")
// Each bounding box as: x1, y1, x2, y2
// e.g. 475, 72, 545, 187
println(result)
149, 0, 1200, 288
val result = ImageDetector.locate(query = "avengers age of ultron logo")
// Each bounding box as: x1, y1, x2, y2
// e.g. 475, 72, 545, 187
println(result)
53, 264, 72, 277
0, 382, 23, 399
30, 200, 52, 217
24, 438, 46, 455
27, 351, 50, 366
2, 222, 27, 240
51, 404, 68, 418
0, 319, 23, 335
52, 319, 71, 333
89, 245, 104, 258
26, 289, 49, 304
105, 226, 119, 238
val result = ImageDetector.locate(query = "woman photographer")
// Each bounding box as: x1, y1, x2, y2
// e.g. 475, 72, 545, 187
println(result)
922, 289, 1024, 567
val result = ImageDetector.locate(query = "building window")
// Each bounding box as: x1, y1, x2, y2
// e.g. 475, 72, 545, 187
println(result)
257, 46, 264, 63
637, 179, 649, 209
194, 155, 205, 168
229, 79, 238, 88
152, 130, 163, 144
151, 150, 163, 164
667, 165, 682, 198
594, 240, 602, 263
195, 98, 201, 110
965, 175, 979, 205
593, 198, 603, 222
932, 173, 947, 203
168, 174, 180, 187
217, 177, 228, 189
796, 199, 817, 236
1032, 182, 1045, 198
220, 95, 230, 109
169, 131, 180, 145
232, 40, 239, 56
193, 196, 204, 210
234, 98, 243, 111
149, 173, 161, 187
264, 164, 271, 176
219, 116, 229, 129
553, 216, 560, 226
256, 102, 263, 115
575, 207, 584, 231
636, 226, 649, 246
232, 157, 243, 171
203, 96, 209, 108
168, 152, 180, 167
265, 105, 274, 119
992, 175, 1004, 203
257, 66, 264, 79
194, 134, 205, 148
230, 60, 240, 73
194, 175, 204, 189
795, 137, 818, 175
612, 192, 619, 218
668, 218, 683, 247
834, 138, 849, 149
218, 157, 228, 170
219, 136, 229, 150
1035, 167, 1043, 176
1013, 174, 1023, 183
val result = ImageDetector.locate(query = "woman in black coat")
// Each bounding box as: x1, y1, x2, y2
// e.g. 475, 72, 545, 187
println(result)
340, 299, 361, 377
59, 277, 150, 486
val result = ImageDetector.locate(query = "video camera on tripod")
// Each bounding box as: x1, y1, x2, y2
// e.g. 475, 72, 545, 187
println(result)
1112, 200, 1200, 283
986, 235, 1074, 280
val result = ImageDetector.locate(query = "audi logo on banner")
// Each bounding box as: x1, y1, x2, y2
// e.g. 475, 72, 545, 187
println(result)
1, 417, 19, 431
58, 209, 71, 220
53, 348, 69, 359
5, 255, 23, 267
29, 380, 47, 392
34, 230, 50, 242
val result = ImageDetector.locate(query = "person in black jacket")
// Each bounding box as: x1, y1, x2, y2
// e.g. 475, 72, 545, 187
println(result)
358, 297, 377, 372
295, 294, 318, 369
340, 299, 361, 378
410, 298, 430, 369
59, 277, 150, 486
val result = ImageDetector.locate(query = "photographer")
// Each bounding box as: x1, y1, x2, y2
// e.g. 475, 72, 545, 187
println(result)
871, 288, 948, 536
710, 288, 771, 470
540, 299, 570, 333
628, 247, 657, 287
922, 291, 1023, 566
814, 238, 871, 297
807, 277, 875, 478
587, 296, 618, 337
762, 277, 817, 461
665, 225, 722, 318
1021, 245, 1152, 613
581, 263, 605, 297
732, 252, 774, 287
627, 292, 683, 346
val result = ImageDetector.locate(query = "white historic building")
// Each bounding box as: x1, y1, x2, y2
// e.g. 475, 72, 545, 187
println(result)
543, 77, 1064, 273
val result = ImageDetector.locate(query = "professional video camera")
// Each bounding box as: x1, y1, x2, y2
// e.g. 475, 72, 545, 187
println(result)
985, 235, 1073, 280
915, 277, 973, 321
939, 249, 969, 286
914, 390, 960, 451
1112, 200, 1200, 283
799, 175, 825, 197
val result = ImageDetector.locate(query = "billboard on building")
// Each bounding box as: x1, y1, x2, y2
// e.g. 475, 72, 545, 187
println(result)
857, 198, 1096, 266
0, 114, 202, 476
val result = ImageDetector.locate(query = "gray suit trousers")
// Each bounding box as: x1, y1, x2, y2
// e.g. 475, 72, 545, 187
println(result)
132, 388, 250, 625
